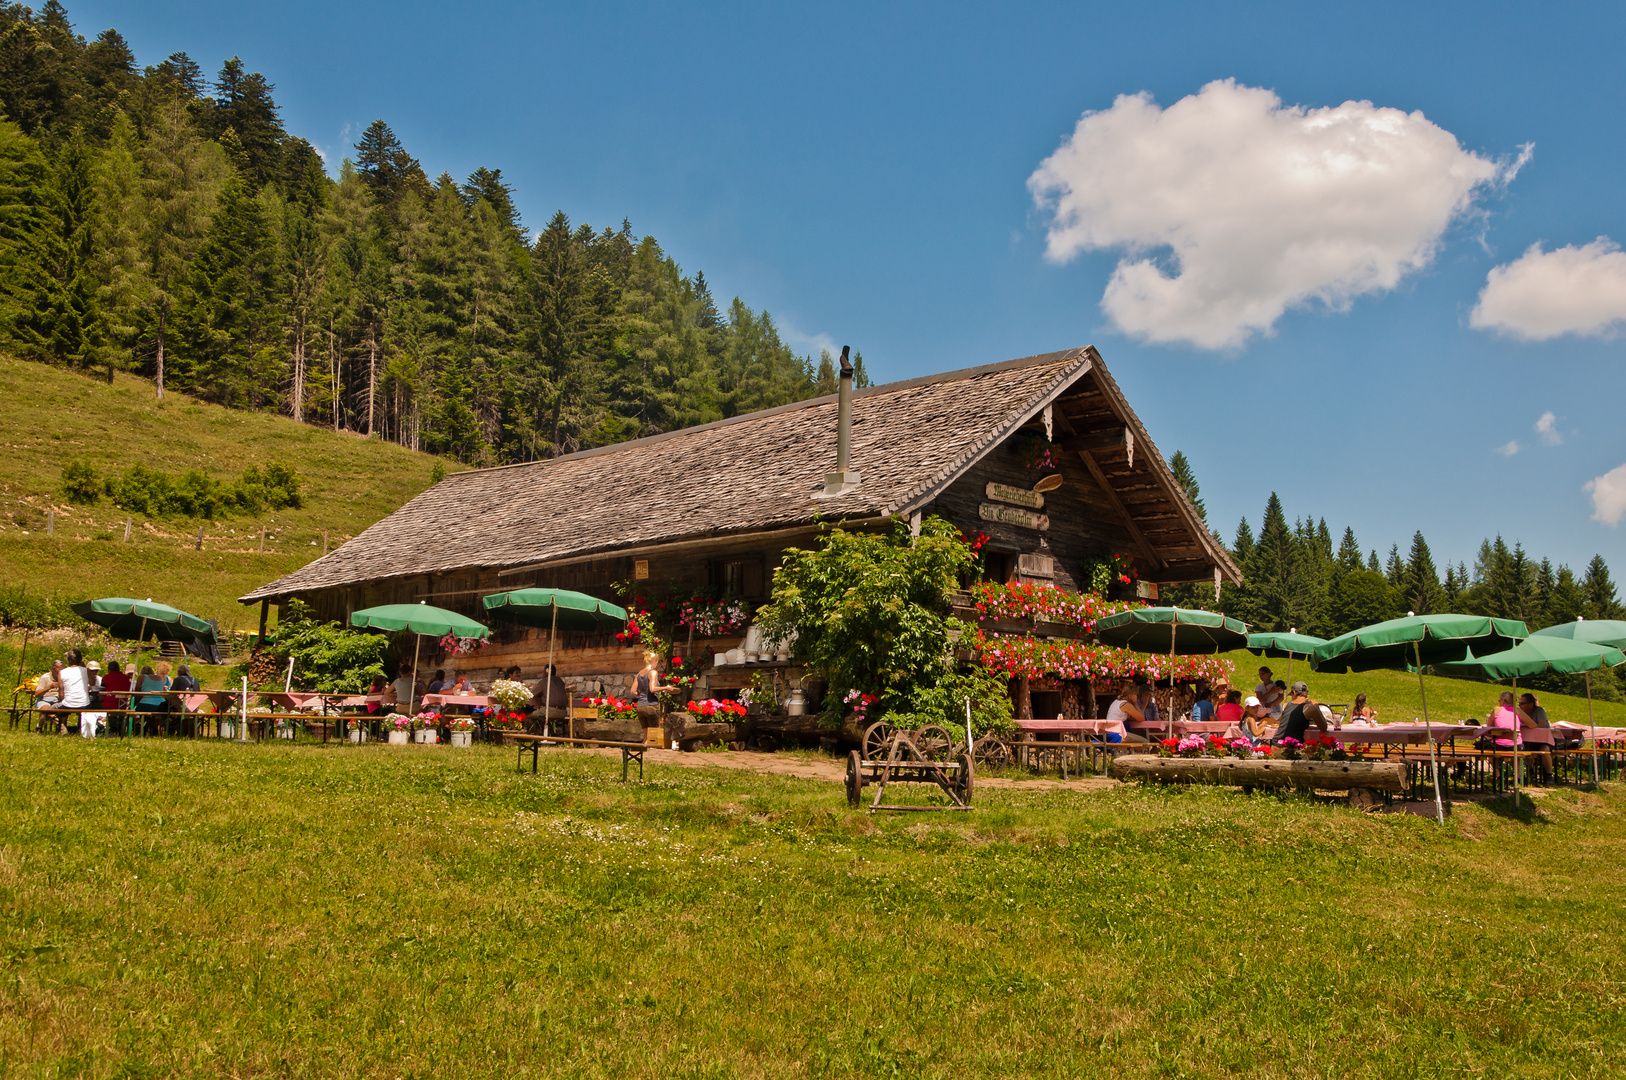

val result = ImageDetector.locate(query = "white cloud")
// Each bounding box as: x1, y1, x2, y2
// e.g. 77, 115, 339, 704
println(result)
1534, 411, 1562, 446
1586, 463, 1626, 526
1497, 440, 1521, 457
1029, 79, 1520, 350
1471, 239, 1626, 340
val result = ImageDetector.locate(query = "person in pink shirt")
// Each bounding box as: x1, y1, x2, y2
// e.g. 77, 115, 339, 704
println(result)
1484, 691, 1522, 750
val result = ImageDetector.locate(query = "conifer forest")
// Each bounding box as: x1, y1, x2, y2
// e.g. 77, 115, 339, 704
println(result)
0, 1, 856, 465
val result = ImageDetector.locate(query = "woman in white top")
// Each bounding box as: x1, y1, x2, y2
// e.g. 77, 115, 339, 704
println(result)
58, 649, 94, 737
1104, 678, 1150, 744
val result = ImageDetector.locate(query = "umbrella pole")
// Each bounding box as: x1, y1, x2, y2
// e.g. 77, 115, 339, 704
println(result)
408, 635, 421, 716
548, 605, 560, 741
1416, 641, 1444, 825
1588, 671, 1599, 786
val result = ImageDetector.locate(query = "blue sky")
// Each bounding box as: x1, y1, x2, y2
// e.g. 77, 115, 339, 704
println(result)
81, 0, 1626, 576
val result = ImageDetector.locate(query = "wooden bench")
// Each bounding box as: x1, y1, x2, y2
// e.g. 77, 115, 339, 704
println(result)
503, 731, 650, 781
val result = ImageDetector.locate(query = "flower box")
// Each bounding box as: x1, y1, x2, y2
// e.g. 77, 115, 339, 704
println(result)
387, 730, 410, 745
414, 729, 438, 744
348, 728, 368, 744
450, 730, 473, 748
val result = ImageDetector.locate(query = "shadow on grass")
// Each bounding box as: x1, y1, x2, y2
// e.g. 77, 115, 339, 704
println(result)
1478, 791, 1549, 824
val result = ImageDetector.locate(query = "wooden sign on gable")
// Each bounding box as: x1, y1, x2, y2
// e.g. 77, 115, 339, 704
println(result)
979, 503, 1049, 531
985, 482, 1044, 509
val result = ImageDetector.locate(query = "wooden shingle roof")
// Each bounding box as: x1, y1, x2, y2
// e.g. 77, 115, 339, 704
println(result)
242, 346, 1235, 602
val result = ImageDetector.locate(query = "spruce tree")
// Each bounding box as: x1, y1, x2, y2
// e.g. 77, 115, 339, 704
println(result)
1335, 527, 1363, 572
1403, 531, 1444, 615
1582, 555, 1623, 620
1239, 493, 1294, 631
170, 175, 281, 407
1384, 545, 1405, 591
1169, 451, 1205, 521
204, 57, 285, 188
9, 131, 102, 368
1551, 566, 1586, 626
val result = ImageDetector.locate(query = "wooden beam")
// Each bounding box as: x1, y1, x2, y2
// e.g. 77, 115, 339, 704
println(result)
1076, 449, 1162, 568
1061, 427, 1130, 453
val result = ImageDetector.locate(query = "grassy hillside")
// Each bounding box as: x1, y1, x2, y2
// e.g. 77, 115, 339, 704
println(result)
0, 356, 454, 631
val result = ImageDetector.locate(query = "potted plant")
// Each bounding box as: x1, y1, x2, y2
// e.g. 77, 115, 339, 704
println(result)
415, 711, 442, 744
490, 679, 532, 713
347, 716, 370, 743
448, 715, 476, 747
383, 713, 412, 745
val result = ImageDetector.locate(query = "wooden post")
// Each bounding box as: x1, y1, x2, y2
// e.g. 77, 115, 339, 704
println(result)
194, 525, 204, 550
123, 517, 132, 542
322, 530, 329, 555
257, 599, 269, 652
259, 527, 266, 552
46, 509, 54, 536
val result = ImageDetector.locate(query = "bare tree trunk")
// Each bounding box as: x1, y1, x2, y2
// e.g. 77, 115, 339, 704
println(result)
291, 322, 305, 423
329, 319, 339, 433
155, 308, 167, 402
366, 327, 377, 436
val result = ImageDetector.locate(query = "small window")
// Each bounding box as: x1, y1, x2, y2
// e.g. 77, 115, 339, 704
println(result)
715, 557, 764, 597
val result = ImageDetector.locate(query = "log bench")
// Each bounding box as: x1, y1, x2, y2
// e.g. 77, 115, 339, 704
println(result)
1111, 756, 1407, 806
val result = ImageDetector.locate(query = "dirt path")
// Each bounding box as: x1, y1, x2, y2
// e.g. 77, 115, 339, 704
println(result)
561, 744, 1117, 792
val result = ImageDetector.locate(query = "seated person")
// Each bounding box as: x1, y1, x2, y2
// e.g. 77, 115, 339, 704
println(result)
1103, 678, 1149, 744
34, 662, 62, 709
1347, 693, 1375, 724
1215, 689, 1245, 727
1190, 686, 1216, 724
1138, 684, 1161, 731
1250, 667, 1284, 722
1481, 691, 1522, 750
389, 668, 415, 711
530, 665, 571, 720
1273, 682, 1331, 745
443, 672, 473, 696
171, 664, 200, 712
426, 669, 447, 696
367, 674, 389, 713
1518, 692, 1555, 782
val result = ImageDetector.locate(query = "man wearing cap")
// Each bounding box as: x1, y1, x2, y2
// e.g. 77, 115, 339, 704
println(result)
1273, 681, 1330, 746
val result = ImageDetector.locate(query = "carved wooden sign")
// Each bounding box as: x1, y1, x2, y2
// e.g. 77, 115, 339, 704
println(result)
985, 481, 1044, 509
979, 502, 1050, 531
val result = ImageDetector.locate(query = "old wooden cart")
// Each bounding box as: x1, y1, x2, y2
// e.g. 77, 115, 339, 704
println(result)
845, 727, 974, 811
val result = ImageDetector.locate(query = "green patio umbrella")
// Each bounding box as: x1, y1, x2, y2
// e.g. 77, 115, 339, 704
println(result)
1531, 618, 1626, 650
1312, 613, 1529, 821
350, 603, 491, 712
71, 597, 218, 646
1246, 630, 1327, 692
1094, 607, 1248, 733
483, 589, 628, 738
1442, 636, 1626, 785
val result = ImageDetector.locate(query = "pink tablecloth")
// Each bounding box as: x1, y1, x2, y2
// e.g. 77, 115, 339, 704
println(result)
1332, 724, 1482, 745
1017, 718, 1125, 737
422, 693, 498, 709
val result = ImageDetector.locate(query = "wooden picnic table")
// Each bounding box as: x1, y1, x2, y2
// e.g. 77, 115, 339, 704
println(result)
421, 693, 498, 710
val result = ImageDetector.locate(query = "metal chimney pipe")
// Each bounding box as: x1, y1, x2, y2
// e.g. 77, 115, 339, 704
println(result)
822, 345, 861, 497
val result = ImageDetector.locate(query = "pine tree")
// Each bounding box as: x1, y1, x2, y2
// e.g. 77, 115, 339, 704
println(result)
1532, 558, 1557, 629
135, 102, 231, 399
1366, 550, 1381, 574
462, 166, 522, 239
170, 175, 282, 407
852, 349, 872, 388
1169, 451, 1206, 521
1335, 527, 1363, 572
1551, 566, 1586, 626
1238, 493, 1294, 631
90, 110, 143, 380
203, 57, 285, 188
8, 131, 102, 368
813, 348, 837, 395
1403, 531, 1444, 615
1582, 555, 1623, 620
354, 120, 427, 208
1384, 545, 1404, 592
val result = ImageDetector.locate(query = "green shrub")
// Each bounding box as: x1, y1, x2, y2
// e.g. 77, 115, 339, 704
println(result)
0, 585, 88, 630
104, 462, 303, 520
237, 599, 386, 693
60, 460, 101, 505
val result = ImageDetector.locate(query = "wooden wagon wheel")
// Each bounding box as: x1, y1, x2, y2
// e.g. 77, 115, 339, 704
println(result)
862, 720, 895, 761
914, 724, 957, 762
955, 751, 974, 805
892, 730, 927, 762
845, 751, 863, 808
973, 734, 1011, 771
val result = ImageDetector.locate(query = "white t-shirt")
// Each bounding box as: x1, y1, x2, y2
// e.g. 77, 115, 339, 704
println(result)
391, 677, 415, 704
59, 666, 91, 708
1255, 681, 1283, 718
1105, 697, 1135, 723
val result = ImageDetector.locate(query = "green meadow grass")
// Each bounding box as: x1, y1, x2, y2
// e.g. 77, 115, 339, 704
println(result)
1, 730, 1621, 1078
